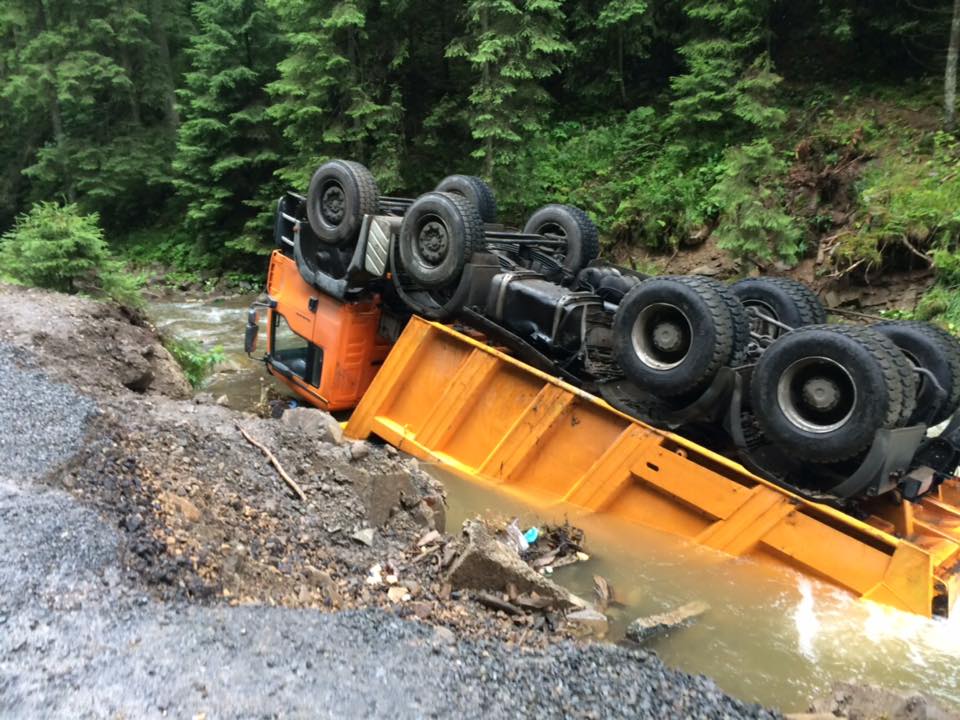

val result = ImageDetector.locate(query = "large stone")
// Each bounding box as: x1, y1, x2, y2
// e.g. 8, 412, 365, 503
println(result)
808, 682, 959, 720
444, 520, 587, 610
565, 608, 609, 638
348, 471, 418, 527
281, 407, 345, 444
625, 600, 709, 642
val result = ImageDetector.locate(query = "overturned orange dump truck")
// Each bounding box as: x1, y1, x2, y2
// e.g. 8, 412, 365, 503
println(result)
247, 159, 960, 618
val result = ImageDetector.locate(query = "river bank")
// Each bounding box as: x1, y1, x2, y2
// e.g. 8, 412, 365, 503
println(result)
0, 284, 782, 718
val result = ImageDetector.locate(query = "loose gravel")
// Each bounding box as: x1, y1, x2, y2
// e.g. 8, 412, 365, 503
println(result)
0, 304, 782, 719
0, 346, 95, 479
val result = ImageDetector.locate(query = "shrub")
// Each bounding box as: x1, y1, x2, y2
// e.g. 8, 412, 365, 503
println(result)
0, 202, 143, 306
163, 336, 225, 388
709, 139, 803, 265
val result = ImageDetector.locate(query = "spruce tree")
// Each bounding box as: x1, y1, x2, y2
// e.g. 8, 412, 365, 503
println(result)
266, 0, 405, 191
668, 0, 785, 140
0, 0, 181, 232
446, 0, 572, 180
566, 0, 649, 108
174, 0, 285, 257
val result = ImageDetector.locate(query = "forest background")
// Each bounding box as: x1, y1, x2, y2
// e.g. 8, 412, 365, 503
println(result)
2, 0, 960, 320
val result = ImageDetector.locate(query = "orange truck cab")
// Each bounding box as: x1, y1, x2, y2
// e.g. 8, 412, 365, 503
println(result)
247, 251, 392, 411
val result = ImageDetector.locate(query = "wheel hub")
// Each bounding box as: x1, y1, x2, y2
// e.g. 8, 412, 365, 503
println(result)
777, 356, 856, 434
321, 184, 345, 224
652, 322, 684, 353
630, 303, 693, 371
418, 221, 449, 265
801, 377, 840, 411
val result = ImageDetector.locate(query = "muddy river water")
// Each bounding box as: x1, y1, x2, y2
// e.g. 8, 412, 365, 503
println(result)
149, 296, 960, 713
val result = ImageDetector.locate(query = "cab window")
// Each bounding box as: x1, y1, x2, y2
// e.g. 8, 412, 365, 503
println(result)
270, 313, 323, 386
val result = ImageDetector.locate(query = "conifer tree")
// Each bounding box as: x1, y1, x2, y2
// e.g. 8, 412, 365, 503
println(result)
0, 0, 179, 230
566, 0, 649, 108
668, 0, 785, 140
174, 0, 285, 256
447, 0, 572, 179
266, 0, 405, 191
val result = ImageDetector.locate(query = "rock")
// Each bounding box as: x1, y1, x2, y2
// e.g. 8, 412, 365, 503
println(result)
565, 608, 609, 638
408, 601, 432, 619
626, 601, 709, 642
432, 625, 456, 644
348, 471, 417, 527
303, 566, 340, 605
349, 442, 370, 461
690, 263, 722, 277
444, 520, 587, 610
351, 528, 375, 546
808, 682, 959, 720
215, 394, 229, 406
161, 492, 202, 523
280, 407, 344, 444
412, 494, 446, 532
386, 586, 410, 603
417, 529, 442, 547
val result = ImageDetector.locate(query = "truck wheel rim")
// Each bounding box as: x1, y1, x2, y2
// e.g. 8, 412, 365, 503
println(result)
777, 356, 856, 433
415, 213, 450, 267
631, 303, 692, 370
743, 300, 781, 339
320, 181, 346, 225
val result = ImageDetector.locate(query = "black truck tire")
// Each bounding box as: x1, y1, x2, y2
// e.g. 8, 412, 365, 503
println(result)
434, 175, 497, 223
751, 324, 906, 463
698, 276, 752, 367
613, 276, 735, 397
731, 277, 827, 339
397, 191, 483, 288
523, 204, 600, 276
873, 320, 960, 425
306, 159, 379, 246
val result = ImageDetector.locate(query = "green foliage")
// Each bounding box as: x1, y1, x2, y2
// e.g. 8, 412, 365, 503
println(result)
163, 336, 225, 387
709, 139, 803, 264
0, 202, 143, 305
0, 0, 176, 233
847, 131, 960, 273
0, 0, 956, 283
447, 0, 573, 179
174, 0, 286, 260
668, 0, 786, 141
266, 0, 405, 191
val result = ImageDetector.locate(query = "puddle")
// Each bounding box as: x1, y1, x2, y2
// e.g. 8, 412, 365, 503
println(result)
432, 464, 960, 713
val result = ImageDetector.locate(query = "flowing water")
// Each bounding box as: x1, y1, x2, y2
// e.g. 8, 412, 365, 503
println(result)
148, 294, 266, 410
148, 295, 960, 714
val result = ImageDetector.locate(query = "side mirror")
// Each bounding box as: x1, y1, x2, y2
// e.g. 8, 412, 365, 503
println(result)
244, 308, 259, 355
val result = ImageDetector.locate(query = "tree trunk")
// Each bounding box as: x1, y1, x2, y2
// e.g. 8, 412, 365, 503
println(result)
149, 0, 179, 130
119, 46, 142, 126
947, 0, 960, 131
618, 27, 626, 106
39, 0, 75, 203
481, 5, 493, 179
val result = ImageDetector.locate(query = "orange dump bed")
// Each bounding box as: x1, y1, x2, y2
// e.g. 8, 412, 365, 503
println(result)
345, 316, 960, 618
